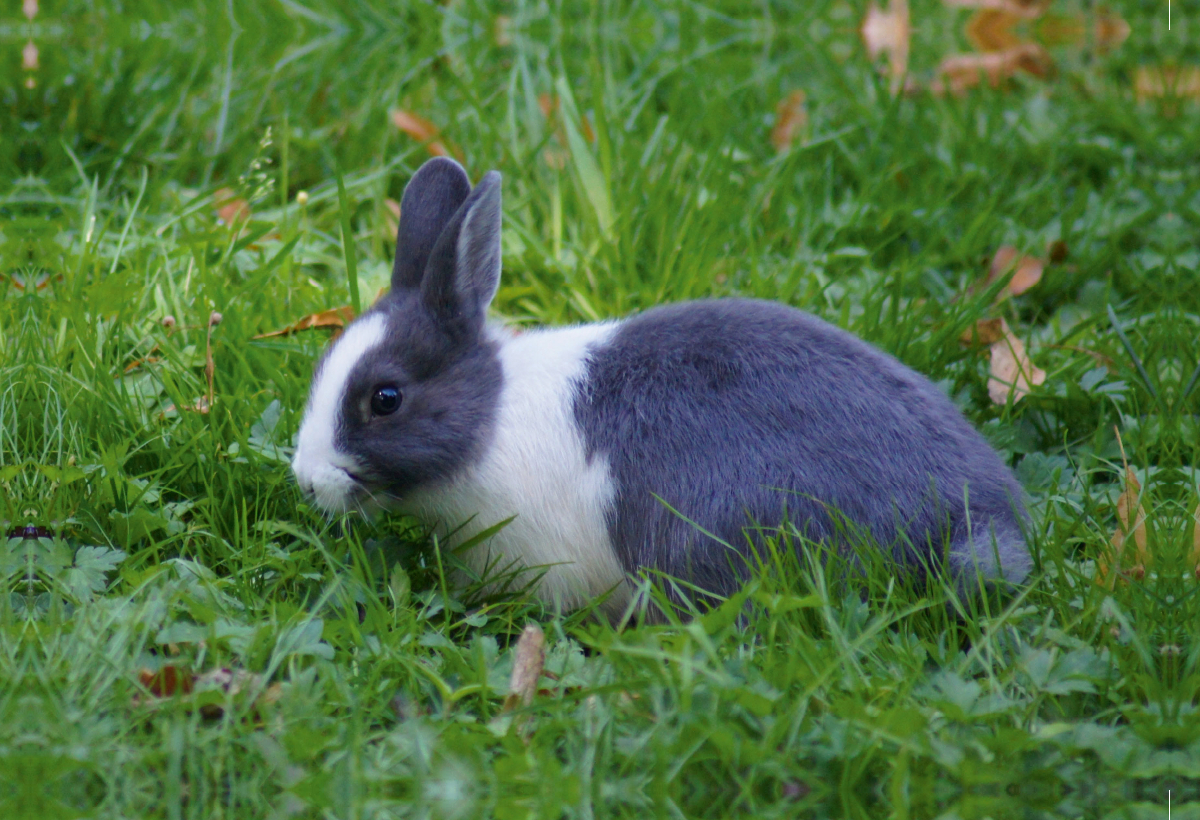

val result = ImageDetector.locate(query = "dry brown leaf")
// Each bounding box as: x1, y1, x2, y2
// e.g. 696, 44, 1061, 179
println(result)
942, 0, 1046, 18
771, 90, 808, 152
542, 145, 569, 170
8, 269, 52, 292
537, 93, 568, 170
254, 306, 356, 339
985, 319, 1045, 404
138, 665, 194, 697
965, 10, 1023, 52
932, 43, 1052, 95
1008, 256, 1044, 295
1192, 502, 1200, 579
1134, 66, 1200, 102
1047, 240, 1068, 264
134, 664, 283, 723
536, 92, 595, 142
383, 197, 401, 239
989, 245, 1020, 280
1093, 8, 1130, 52
1034, 13, 1087, 47
193, 668, 281, 720
123, 356, 162, 374
535, 92, 591, 170
390, 109, 452, 158
959, 317, 1008, 346
204, 317, 218, 410
1113, 466, 1148, 564
213, 188, 250, 226
986, 245, 1044, 297
861, 0, 909, 93
390, 109, 438, 142
1097, 466, 1149, 587
503, 624, 545, 712
192, 672, 280, 720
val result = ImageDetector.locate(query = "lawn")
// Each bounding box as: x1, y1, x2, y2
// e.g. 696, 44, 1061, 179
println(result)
1, 1, 1195, 817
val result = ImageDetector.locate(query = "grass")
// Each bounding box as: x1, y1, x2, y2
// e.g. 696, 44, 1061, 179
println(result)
1, 0, 1196, 817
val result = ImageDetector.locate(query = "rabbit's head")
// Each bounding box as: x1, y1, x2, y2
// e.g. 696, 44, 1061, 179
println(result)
292, 158, 504, 514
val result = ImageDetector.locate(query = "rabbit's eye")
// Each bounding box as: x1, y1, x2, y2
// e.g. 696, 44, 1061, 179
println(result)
370, 385, 402, 416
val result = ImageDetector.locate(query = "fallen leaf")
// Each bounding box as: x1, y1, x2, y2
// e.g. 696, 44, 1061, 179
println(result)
536, 92, 595, 144
1097, 465, 1148, 587
983, 318, 1045, 404
861, 0, 910, 93
8, 269, 52, 292
1113, 467, 1148, 563
770, 90, 808, 152
1035, 13, 1087, 47
123, 356, 162, 374
1134, 66, 1200, 103
965, 10, 1024, 52
194, 667, 280, 719
989, 245, 1019, 280
942, 0, 1046, 18
390, 109, 452, 158
254, 306, 356, 339
502, 624, 545, 712
138, 665, 194, 697
1003, 256, 1041, 297
1193, 502, 1200, 579
213, 188, 250, 226
204, 318, 217, 409
542, 145, 569, 170
383, 197, 401, 239
1092, 8, 1130, 52
535, 93, 578, 169
932, 42, 1053, 95
986, 245, 1044, 296
959, 317, 1008, 346
1047, 240, 1068, 264
135, 665, 281, 720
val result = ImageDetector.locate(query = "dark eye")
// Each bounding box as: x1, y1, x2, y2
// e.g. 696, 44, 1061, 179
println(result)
370, 385, 401, 416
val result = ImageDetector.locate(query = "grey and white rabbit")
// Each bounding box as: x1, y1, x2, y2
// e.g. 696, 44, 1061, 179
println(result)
292, 157, 1031, 614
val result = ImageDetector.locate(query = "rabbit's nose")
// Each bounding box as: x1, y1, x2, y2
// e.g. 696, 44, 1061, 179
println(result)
291, 450, 312, 496
293, 464, 314, 497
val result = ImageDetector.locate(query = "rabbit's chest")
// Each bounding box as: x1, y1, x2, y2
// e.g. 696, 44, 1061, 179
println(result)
401, 323, 630, 611
408, 439, 625, 608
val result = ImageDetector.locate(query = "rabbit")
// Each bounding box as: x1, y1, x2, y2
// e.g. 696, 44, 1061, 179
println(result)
292, 156, 1031, 616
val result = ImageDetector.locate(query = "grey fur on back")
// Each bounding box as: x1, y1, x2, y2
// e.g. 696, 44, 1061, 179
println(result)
573, 299, 1030, 596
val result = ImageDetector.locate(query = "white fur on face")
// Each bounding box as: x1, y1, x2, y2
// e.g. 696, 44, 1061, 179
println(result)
401, 321, 630, 615
292, 313, 387, 513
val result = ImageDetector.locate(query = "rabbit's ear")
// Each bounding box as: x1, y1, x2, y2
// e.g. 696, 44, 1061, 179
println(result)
421, 170, 502, 336
392, 157, 472, 292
